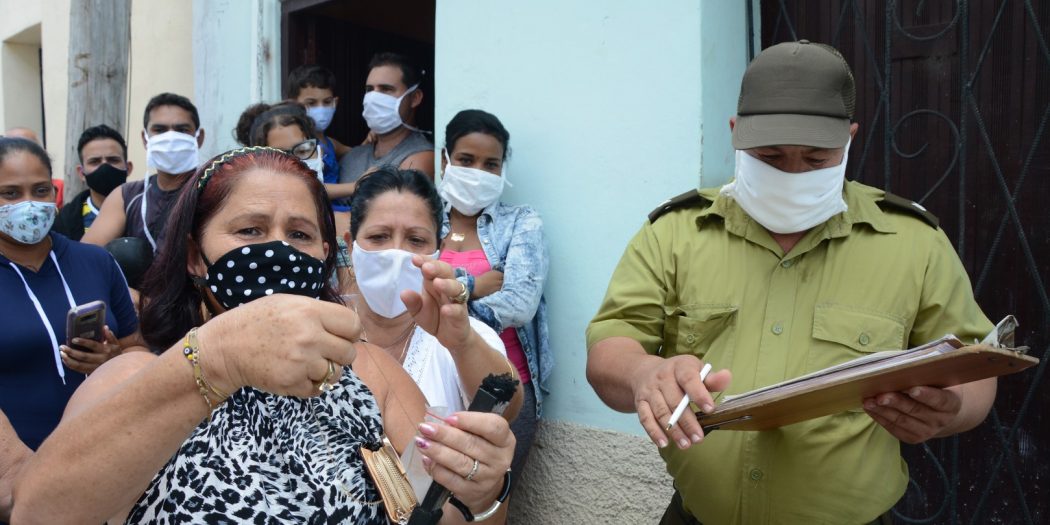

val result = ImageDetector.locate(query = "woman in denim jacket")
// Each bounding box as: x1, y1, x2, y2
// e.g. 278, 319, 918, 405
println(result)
437, 110, 551, 488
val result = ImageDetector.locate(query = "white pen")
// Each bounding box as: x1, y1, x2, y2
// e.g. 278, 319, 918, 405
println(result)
666, 363, 713, 431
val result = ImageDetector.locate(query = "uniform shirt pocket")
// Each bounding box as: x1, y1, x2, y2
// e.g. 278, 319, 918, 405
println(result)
809, 303, 907, 372
663, 304, 738, 359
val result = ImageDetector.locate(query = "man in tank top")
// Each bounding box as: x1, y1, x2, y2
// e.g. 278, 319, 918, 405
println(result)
83, 93, 204, 253
338, 52, 434, 189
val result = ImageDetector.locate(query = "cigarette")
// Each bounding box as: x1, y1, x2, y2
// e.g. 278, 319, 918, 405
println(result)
666, 363, 713, 431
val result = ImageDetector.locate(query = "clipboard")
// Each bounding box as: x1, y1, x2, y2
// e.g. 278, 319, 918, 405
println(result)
697, 318, 1039, 432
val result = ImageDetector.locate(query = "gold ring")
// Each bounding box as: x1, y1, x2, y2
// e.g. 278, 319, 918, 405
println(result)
452, 282, 469, 305
465, 458, 479, 481
317, 360, 338, 392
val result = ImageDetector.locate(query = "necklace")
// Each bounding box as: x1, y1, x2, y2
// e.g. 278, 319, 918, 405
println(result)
365, 322, 417, 364
449, 232, 465, 242
396, 331, 413, 364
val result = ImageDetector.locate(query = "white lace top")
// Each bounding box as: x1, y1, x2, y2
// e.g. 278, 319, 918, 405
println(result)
401, 317, 507, 412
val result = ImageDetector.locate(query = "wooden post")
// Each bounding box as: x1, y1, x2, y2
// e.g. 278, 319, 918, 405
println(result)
62, 0, 131, 198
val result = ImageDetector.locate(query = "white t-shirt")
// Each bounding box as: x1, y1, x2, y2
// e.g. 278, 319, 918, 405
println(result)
401, 317, 507, 412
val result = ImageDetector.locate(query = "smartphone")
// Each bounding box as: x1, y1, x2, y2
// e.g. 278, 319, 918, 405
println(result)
66, 300, 107, 351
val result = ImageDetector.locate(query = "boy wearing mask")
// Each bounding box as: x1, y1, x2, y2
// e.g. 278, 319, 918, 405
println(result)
286, 65, 356, 211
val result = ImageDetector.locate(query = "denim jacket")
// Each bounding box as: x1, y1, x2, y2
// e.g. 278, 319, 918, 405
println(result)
441, 201, 552, 416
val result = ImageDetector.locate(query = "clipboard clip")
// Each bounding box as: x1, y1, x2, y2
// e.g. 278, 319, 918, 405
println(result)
980, 315, 1018, 349
700, 414, 752, 434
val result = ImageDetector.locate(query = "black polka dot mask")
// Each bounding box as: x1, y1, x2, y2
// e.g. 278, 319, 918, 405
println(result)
203, 240, 326, 310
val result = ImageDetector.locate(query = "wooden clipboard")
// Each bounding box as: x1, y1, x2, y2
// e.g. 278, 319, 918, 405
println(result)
697, 339, 1039, 432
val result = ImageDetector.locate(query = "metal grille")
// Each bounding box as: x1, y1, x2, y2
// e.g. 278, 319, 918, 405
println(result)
761, 1, 1049, 523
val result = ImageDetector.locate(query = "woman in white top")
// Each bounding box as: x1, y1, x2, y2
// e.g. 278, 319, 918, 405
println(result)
346, 166, 522, 416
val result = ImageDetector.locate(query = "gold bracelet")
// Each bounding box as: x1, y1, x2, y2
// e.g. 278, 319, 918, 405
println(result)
182, 327, 229, 419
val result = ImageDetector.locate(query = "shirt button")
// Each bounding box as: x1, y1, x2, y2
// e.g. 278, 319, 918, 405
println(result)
780, 259, 793, 268
771, 323, 783, 335
749, 468, 764, 481
859, 333, 871, 346
685, 334, 696, 344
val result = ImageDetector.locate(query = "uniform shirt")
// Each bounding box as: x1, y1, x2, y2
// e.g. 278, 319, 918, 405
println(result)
586, 180, 993, 525
0, 233, 139, 450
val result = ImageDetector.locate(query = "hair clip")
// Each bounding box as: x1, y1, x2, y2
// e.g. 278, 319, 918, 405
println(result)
197, 146, 286, 192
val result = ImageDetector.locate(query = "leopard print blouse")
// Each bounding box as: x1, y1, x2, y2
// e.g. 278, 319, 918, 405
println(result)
126, 368, 387, 524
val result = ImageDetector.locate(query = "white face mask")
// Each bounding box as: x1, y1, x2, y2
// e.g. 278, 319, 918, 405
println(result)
0, 200, 57, 245
361, 84, 418, 135
351, 241, 438, 318
438, 150, 507, 216
721, 139, 851, 234
304, 147, 325, 182
307, 105, 336, 132
146, 129, 200, 175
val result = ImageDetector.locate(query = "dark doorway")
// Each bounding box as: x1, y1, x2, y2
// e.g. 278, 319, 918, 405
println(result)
282, 0, 436, 147
761, 2, 1049, 524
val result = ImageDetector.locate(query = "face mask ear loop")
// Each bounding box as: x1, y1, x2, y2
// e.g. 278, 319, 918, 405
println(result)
396, 85, 432, 135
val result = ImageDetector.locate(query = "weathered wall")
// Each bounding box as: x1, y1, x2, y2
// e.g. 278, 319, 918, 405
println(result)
509, 420, 673, 524
125, 0, 194, 178
192, 0, 282, 159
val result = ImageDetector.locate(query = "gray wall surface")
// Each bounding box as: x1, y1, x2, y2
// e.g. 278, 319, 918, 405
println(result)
509, 420, 674, 524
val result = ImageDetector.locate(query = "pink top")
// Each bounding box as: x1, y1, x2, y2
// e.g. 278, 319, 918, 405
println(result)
440, 249, 531, 383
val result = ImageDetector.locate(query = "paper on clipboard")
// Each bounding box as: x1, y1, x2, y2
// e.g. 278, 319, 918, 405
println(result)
698, 316, 1037, 432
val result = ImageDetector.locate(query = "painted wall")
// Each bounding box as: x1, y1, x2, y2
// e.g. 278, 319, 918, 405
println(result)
699, 1, 754, 187
436, 0, 751, 436
0, 29, 43, 140
192, 0, 282, 160
126, 0, 195, 178
0, 0, 45, 140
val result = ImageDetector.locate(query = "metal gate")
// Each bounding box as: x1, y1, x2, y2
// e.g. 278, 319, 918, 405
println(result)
760, 1, 1048, 523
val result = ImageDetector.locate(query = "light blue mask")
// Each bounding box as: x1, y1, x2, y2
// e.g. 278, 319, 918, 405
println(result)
0, 200, 57, 245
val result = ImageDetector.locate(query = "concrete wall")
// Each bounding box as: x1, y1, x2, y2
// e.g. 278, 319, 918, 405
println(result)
509, 420, 673, 524
0, 0, 45, 140
192, 0, 282, 160
126, 0, 195, 177
0, 28, 43, 140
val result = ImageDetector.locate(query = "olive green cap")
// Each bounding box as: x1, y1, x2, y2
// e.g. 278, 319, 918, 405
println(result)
732, 40, 856, 149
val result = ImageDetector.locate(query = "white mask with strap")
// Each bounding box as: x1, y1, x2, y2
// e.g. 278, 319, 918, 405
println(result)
721, 139, 851, 234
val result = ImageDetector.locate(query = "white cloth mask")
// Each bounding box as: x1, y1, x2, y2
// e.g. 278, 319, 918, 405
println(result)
351, 242, 438, 318
721, 139, 851, 234
0, 200, 57, 244
438, 150, 507, 216
307, 105, 336, 132
361, 84, 418, 134
146, 130, 200, 175
304, 147, 325, 182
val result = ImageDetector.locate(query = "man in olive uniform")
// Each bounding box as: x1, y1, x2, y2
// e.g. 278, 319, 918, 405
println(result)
586, 41, 996, 524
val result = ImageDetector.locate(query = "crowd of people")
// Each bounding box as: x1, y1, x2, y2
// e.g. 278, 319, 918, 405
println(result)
1, 41, 999, 525
2, 51, 551, 524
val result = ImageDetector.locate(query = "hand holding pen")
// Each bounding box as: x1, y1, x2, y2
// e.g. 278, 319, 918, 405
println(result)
632, 355, 732, 451
667, 363, 714, 431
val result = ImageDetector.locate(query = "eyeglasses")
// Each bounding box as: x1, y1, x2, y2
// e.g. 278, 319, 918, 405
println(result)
282, 138, 319, 160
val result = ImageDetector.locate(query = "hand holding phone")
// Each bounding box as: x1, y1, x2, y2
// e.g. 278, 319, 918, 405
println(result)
66, 301, 107, 351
